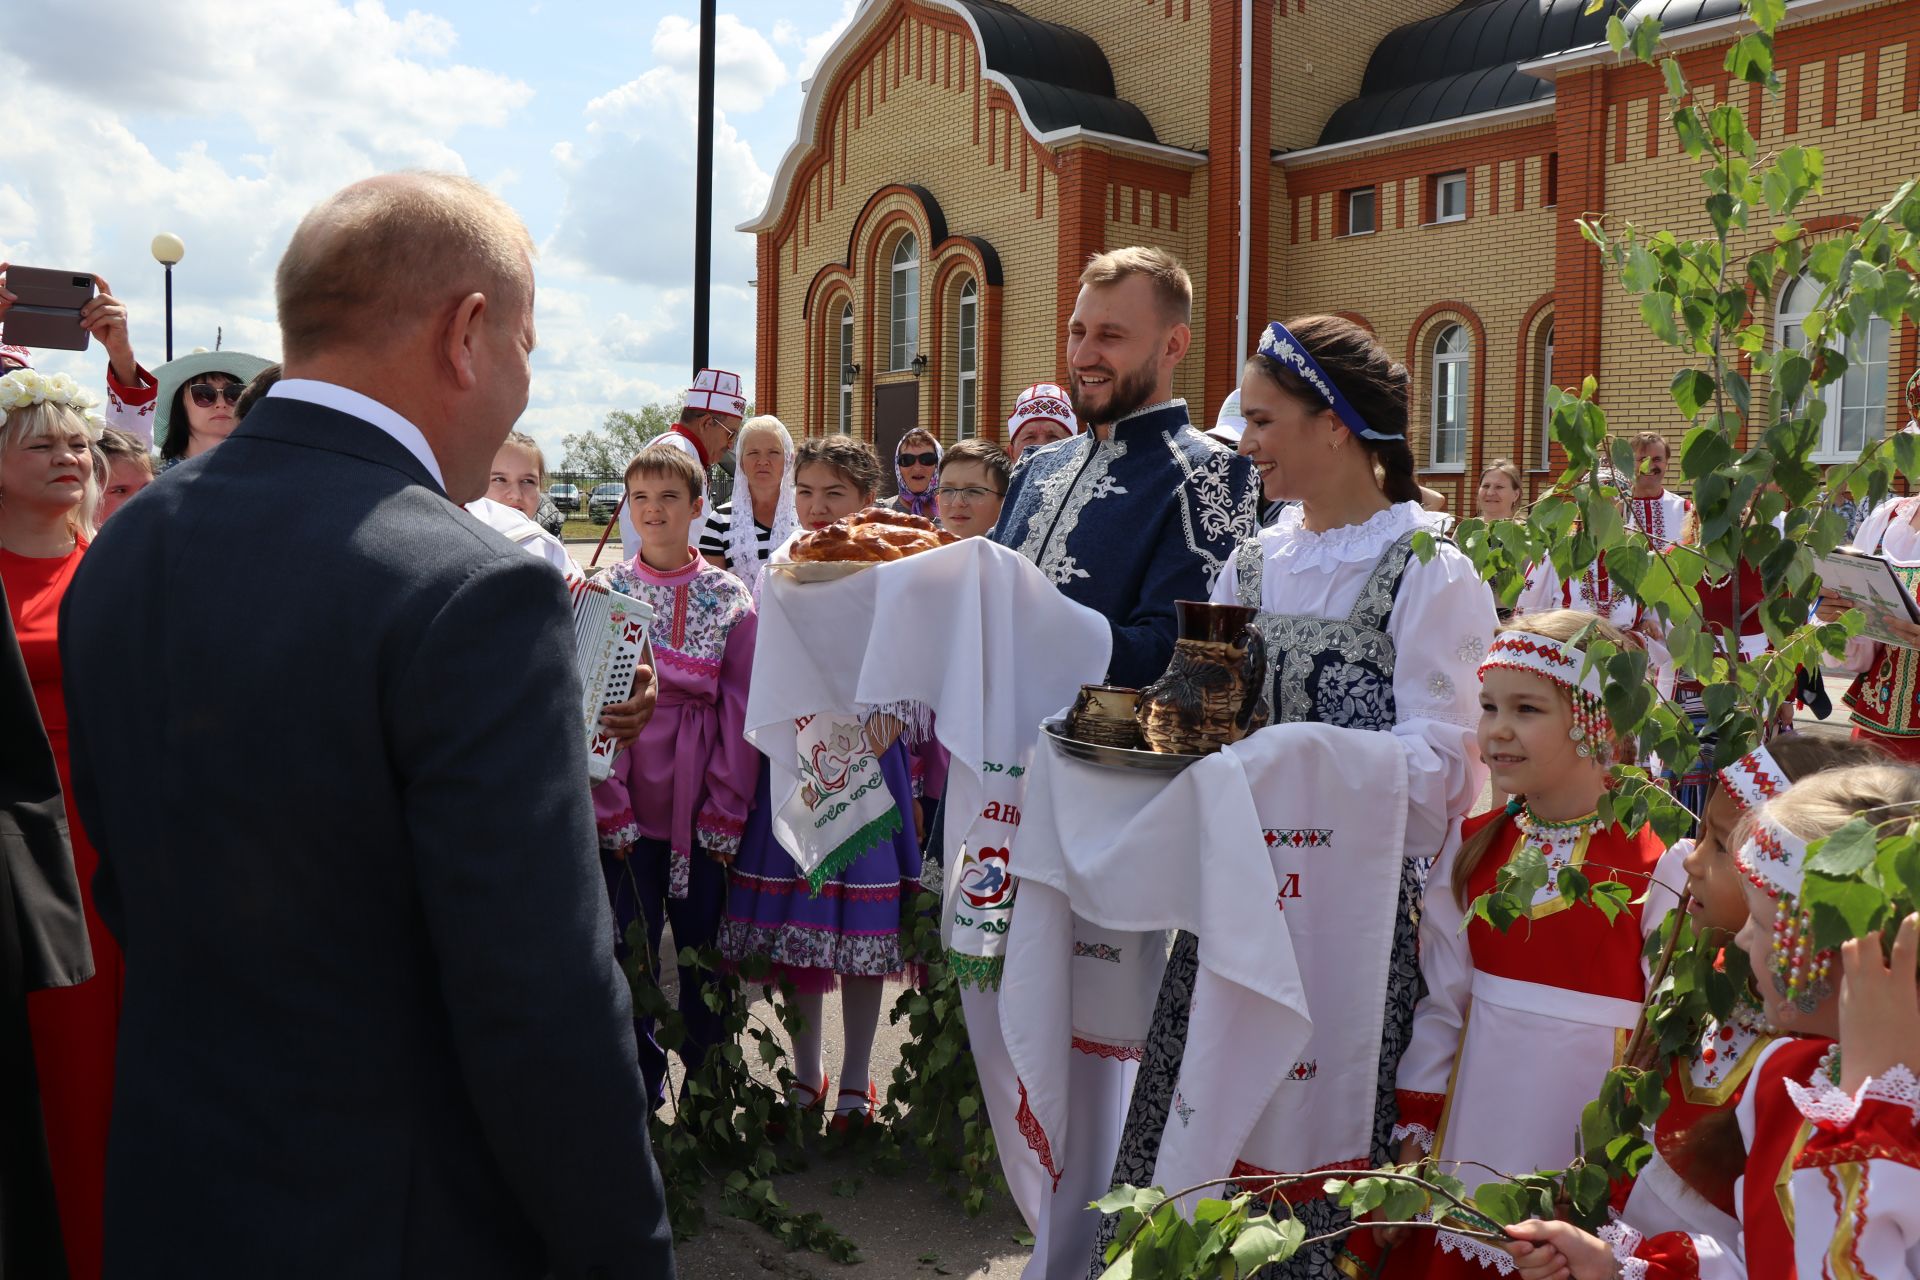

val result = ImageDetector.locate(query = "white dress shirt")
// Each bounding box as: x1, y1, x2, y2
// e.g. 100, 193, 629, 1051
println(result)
268, 378, 446, 490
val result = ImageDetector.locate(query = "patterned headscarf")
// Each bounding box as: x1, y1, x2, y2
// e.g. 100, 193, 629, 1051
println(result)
729, 416, 797, 597
892, 429, 943, 520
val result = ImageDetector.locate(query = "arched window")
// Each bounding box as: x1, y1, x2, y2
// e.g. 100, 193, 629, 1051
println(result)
956, 279, 978, 439
837, 301, 855, 434
889, 234, 920, 371
1430, 323, 1470, 468
1777, 270, 1889, 460
1537, 321, 1555, 471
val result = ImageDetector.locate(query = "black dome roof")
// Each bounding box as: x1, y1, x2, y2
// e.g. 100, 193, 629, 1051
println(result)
952, 0, 1158, 143
1318, 0, 1744, 147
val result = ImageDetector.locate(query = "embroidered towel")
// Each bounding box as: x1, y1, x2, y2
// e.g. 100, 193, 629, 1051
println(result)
1001, 721, 1406, 1208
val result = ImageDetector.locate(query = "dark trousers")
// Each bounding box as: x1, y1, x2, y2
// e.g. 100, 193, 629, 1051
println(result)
603, 837, 729, 1107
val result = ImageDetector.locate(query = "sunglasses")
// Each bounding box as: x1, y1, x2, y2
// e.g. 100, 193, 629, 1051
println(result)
187, 382, 243, 408
897, 451, 939, 468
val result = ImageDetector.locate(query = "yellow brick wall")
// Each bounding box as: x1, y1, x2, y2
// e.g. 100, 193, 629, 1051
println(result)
1103, 179, 1211, 409
1268, 0, 1459, 151
1594, 9, 1920, 467
1273, 118, 1559, 509
766, 9, 1062, 444
1018, 0, 1214, 150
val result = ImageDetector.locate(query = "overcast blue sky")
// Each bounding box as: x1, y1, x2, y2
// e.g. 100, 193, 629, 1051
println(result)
1, 0, 857, 456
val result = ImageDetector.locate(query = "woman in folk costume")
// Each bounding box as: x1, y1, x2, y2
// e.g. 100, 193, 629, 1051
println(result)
1382, 610, 1685, 1279
1615, 733, 1877, 1257
698, 414, 798, 596
1828, 493, 1920, 762
1505, 764, 1920, 1280
720, 434, 925, 1126
1101, 316, 1497, 1279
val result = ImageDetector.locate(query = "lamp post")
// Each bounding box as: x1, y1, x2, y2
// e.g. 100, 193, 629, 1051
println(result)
150, 233, 185, 362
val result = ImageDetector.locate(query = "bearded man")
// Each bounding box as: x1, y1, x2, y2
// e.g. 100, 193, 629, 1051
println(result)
991, 247, 1259, 687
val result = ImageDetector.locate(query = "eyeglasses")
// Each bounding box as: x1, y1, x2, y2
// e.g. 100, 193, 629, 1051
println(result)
187, 383, 243, 408
935, 485, 1003, 504
897, 451, 939, 468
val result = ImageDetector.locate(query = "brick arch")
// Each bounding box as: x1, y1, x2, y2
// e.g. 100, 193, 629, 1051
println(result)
1405, 301, 1488, 482
1512, 291, 1555, 483
808, 282, 858, 439
929, 237, 1003, 442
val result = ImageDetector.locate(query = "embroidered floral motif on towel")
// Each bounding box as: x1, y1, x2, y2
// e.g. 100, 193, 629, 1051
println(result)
1072, 1036, 1145, 1062
1265, 828, 1333, 849
1015, 1079, 1063, 1190
1073, 940, 1124, 963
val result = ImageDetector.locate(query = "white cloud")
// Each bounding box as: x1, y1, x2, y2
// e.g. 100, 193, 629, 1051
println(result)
798, 0, 859, 83
650, 12, 790, 116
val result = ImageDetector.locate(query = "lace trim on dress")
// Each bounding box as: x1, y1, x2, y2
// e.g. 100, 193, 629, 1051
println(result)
1599, 1219, 1650, 1280
1263, 502, 1437, 572
1434, 1227, 1519, 1275
1788, 1062, 1920, 1130
1390, 1122, 1436, 1152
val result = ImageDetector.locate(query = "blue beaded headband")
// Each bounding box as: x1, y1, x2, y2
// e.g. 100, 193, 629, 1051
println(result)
1255, 321, 1396, 442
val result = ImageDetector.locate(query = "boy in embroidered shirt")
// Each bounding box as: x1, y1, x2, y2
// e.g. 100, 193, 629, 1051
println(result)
593, 445, 759, 1108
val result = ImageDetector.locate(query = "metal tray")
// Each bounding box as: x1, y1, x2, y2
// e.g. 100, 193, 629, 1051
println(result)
1041, 717, 1207, 775
764, 560, 876, 583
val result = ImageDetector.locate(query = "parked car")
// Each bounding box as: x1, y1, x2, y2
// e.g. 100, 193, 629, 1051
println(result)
549, 482, 581, 513
587, 482, 624, 523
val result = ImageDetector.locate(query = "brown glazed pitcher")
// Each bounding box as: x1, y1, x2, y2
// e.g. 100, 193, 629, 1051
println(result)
1135, 601, 1270, 754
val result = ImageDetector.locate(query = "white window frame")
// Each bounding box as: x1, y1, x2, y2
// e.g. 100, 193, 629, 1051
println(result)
1433, 171, 1467, 224
1776, 270, 1890, 463
1346, 187, 1376, 236
956, 279, 978, 439
1429, 323, 1469, 470
889, 234, 920, 371
837, 302, 854, 434
1537, 321, 1555, 471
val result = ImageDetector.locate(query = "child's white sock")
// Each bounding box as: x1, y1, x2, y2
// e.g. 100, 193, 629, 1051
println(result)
790, 990, 825, 1100
835, 977, 886, 1114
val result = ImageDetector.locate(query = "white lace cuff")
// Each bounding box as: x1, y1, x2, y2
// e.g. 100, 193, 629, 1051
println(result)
1598, 1219, 1648, 1280
1391, 1121, 1436, 1153
1787, 1063, 1920, 1130
1435, 1227, 1517, 1275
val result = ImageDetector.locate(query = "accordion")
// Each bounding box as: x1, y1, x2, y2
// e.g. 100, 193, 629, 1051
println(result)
569, 577, 653, 782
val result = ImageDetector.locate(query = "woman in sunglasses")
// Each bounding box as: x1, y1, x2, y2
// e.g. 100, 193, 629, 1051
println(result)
152, 351, 273, 472
878, 427, 942, 521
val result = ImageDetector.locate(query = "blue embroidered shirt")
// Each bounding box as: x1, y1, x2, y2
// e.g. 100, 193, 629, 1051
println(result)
991, 399, 1260, 688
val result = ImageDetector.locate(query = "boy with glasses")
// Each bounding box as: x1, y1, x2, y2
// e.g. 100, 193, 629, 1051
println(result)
933, 438, 1009, 538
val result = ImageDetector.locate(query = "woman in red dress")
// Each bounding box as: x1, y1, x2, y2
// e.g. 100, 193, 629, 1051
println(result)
0, 369, 122, 1280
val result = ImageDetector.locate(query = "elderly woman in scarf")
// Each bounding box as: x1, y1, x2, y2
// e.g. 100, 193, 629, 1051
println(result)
698, 415, 797, 595
878, 427, 942, 521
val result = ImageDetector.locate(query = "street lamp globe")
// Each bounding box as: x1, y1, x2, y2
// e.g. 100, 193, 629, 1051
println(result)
151, 233, 186, 266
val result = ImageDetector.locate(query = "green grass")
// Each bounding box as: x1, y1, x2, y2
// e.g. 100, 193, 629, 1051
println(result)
561, 517, 611, 542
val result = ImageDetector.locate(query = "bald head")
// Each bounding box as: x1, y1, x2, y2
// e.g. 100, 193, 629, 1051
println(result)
276, 172, 534, 361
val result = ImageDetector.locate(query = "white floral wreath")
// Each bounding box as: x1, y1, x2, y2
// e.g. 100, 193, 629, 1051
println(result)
0, 368, 106, 437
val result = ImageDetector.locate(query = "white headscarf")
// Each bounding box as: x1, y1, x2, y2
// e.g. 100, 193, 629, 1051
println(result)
729, 415, 798, 597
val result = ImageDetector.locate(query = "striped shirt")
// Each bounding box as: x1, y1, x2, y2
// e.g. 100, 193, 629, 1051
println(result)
699, 501, 774, 569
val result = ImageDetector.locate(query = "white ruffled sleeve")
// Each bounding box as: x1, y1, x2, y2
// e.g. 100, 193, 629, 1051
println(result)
1388, 543, 1497, 862
1393, 817, 1473, 1148
1514, 558, 1562, 617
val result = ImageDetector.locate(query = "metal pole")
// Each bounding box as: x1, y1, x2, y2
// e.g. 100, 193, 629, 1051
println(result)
692, 0, 716, 375
1235, 0, 1252, 368
164, 264, 175, 363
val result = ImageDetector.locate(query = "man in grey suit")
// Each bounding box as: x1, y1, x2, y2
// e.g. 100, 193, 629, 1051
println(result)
58, 174, 676, 1277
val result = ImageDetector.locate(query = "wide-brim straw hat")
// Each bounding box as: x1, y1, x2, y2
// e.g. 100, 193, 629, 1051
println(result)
154, 350, 274, 451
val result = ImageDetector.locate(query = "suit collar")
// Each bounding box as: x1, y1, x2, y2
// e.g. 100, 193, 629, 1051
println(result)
231, 397, 448, 497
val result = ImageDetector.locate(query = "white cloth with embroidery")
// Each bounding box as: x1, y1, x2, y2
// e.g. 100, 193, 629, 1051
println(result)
747, 536, 1108, 893
1002, 722, 1411, 1211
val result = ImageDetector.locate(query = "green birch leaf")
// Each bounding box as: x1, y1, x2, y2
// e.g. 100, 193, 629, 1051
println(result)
1805, 818, 1879, 876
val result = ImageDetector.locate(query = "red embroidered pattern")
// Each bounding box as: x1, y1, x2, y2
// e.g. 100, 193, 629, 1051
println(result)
1229, 1157, 1371, 1207
1071, 1036, 1145, 1062
1017, 396, 1072, 422
1015, 1079, 1063, 1191
1720, 747, 1788, 813
1797, 1143, 1920, 1171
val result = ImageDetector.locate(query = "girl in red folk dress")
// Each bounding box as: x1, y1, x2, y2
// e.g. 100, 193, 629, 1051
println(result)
1505, 764, 1920, 1280
1380, 610, 1686, 1279
1619, 734, 1878, 1258
0, 369, 121, 1280
1827, 495, 1920, 763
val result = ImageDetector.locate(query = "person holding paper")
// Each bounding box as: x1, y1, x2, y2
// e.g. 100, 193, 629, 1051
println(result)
1824, 494, 1920, 761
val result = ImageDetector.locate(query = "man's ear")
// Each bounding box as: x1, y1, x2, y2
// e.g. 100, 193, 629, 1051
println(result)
1163, 321, 1192, 367
444, 292, 488, 390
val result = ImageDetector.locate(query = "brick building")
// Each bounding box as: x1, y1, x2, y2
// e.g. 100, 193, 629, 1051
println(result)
743, 0, 1920, 505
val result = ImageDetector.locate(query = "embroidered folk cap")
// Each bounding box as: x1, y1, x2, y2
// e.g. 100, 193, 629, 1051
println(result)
1007, 382, 1079, 439
0, 344, 31, 370
685, 367, 746, 419
1718, 744, 1790, 816
1478, 631, 1611, 760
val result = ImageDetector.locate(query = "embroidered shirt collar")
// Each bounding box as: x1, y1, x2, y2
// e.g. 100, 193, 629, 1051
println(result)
1099, 398, 1188, 439
630, 548, 704, 585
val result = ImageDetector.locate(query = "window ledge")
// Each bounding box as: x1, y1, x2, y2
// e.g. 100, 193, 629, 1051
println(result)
1425, 215, 1467, 226
1425, 464, 1468, 474
1339, 229, 1376, 239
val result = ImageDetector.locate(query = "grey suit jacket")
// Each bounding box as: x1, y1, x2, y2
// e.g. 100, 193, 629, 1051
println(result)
59, 395, 675, 1279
